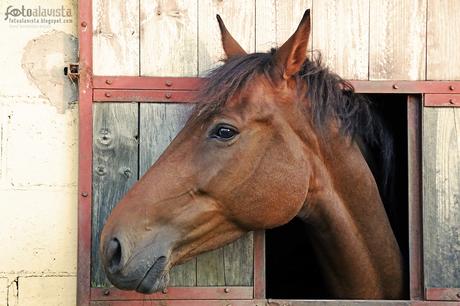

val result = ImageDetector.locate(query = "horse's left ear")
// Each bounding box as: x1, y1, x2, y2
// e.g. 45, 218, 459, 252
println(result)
274, 9, 311, 80
216, 14, 247, 60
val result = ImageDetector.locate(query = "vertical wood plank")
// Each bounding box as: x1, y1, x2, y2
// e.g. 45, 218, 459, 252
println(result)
313, 0, 369, 80
423, 108, 460, 289
369, 0, 426, 80
424, 0, 460, 291
196, 0, 255, 286
256, 0, 312, 52
139, 103, 194, 286
198, 0, 256, 74
93, 0, 140, 75
426, 0, 460, 80
224, 232, 254, 286
92, 103, 139, 287
140, 0, 198, 76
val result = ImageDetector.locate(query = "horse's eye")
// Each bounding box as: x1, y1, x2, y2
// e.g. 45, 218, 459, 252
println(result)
210, 125, 239, 141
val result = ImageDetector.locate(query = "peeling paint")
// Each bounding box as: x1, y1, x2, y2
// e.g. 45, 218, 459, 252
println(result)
21, 30, 78, 114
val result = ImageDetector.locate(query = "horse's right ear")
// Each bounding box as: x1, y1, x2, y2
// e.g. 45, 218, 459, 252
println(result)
273, 9, 311, 80
216, 15, 247, 60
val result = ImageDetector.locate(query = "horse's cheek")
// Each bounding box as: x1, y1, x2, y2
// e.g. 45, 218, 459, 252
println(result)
229, 152, 309, 229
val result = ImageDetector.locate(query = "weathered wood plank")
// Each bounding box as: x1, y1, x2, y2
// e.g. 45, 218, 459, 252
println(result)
224, 232, 254, 286
198, 0, 256, 74
426, 0, 460, 80
369, 0, 426, 80
423, 109, 460, 289
312, 0, 368, 80
91, 103, 139, 287
256, 0, 312, 52
140, 0, 198, 76
93, 0, 139, 75
424, 0, 460, 291
139, 103, 195, 286
196, 0, 256, 286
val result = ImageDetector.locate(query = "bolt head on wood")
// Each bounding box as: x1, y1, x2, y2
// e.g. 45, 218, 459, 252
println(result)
105, 92, 111, 98
450, 85, 455, 90
162, 288, 168, 294
165, 80, 173, 87
449, 98, 455, 104
81, 192, 88, 197
103, 289, 110, 296
81, 21, 87, 27
105, 79, 113, 85
165, 93, 172, 99
224, 287, 230, 293
392, 84, 399, 89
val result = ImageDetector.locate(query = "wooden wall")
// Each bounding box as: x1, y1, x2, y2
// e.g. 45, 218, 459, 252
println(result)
90, 0, 460, 291
423, 0, 460, 290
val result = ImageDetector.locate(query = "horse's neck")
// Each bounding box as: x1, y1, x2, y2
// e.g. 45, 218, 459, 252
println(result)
298, 132, 404, 299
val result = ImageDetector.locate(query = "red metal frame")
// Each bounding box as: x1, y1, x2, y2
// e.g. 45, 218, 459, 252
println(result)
425, 288, 460, 301
78, 0, 460, 305
77, 0, 93, 305
407, 96, 423, 300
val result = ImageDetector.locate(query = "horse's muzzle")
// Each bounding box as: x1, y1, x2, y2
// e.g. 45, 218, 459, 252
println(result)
101, 234, 170, 293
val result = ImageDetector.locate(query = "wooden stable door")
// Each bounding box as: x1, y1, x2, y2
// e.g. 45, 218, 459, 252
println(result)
91, 101, 257, 293
77, 0, 460, 305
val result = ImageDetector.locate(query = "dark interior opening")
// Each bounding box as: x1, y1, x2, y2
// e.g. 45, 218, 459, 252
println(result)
265, 94, 409, 299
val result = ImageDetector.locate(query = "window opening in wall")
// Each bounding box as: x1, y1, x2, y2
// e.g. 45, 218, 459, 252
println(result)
265, 94, 410, 300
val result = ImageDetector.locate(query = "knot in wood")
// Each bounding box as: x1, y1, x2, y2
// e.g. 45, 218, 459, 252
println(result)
96, 165, 107, 176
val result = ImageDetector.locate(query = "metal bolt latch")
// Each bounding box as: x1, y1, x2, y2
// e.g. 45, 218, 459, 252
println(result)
64, 63, 80, 81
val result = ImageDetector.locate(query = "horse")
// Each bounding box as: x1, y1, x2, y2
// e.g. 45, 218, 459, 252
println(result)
99, 9, 404, 299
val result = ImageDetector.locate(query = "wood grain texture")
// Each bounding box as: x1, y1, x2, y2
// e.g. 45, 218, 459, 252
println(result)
93, 0, 139, 75
313, 0, 368, 80
224, 232, 254, 286
92, 103, 139, 287
139, 103, 195, 286
255, 0, 312, 52
427, 0, 460, 80
424, 0, 460, 291
423, 108, 460, 289
140, 0, 198, 76
369, 0, 426, 80
198, 0, 256, 74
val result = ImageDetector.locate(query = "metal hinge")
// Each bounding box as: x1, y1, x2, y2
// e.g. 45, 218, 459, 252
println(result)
64, 63, 80, 81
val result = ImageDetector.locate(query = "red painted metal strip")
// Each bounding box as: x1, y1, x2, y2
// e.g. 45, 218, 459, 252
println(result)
407, 96, 424, 300
91, 287, 253, 301
93, 76, 204, 90
78, 0, 93, 305
93, 89, 198, 103
425, 288, 460, 301
351, 81, 460, 94
253, 231, 266, 299
424, 94, 460, 107
90, 300, 262, 306
93, 77, 460, 94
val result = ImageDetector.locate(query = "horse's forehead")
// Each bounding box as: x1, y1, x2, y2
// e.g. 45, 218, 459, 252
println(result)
227, 76, 278, 110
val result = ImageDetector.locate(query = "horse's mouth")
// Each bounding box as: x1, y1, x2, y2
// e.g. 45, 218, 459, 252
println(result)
136, 256, 169, 294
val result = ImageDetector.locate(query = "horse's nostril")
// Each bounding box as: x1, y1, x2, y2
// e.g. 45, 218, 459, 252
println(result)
106, 238, 122, 273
